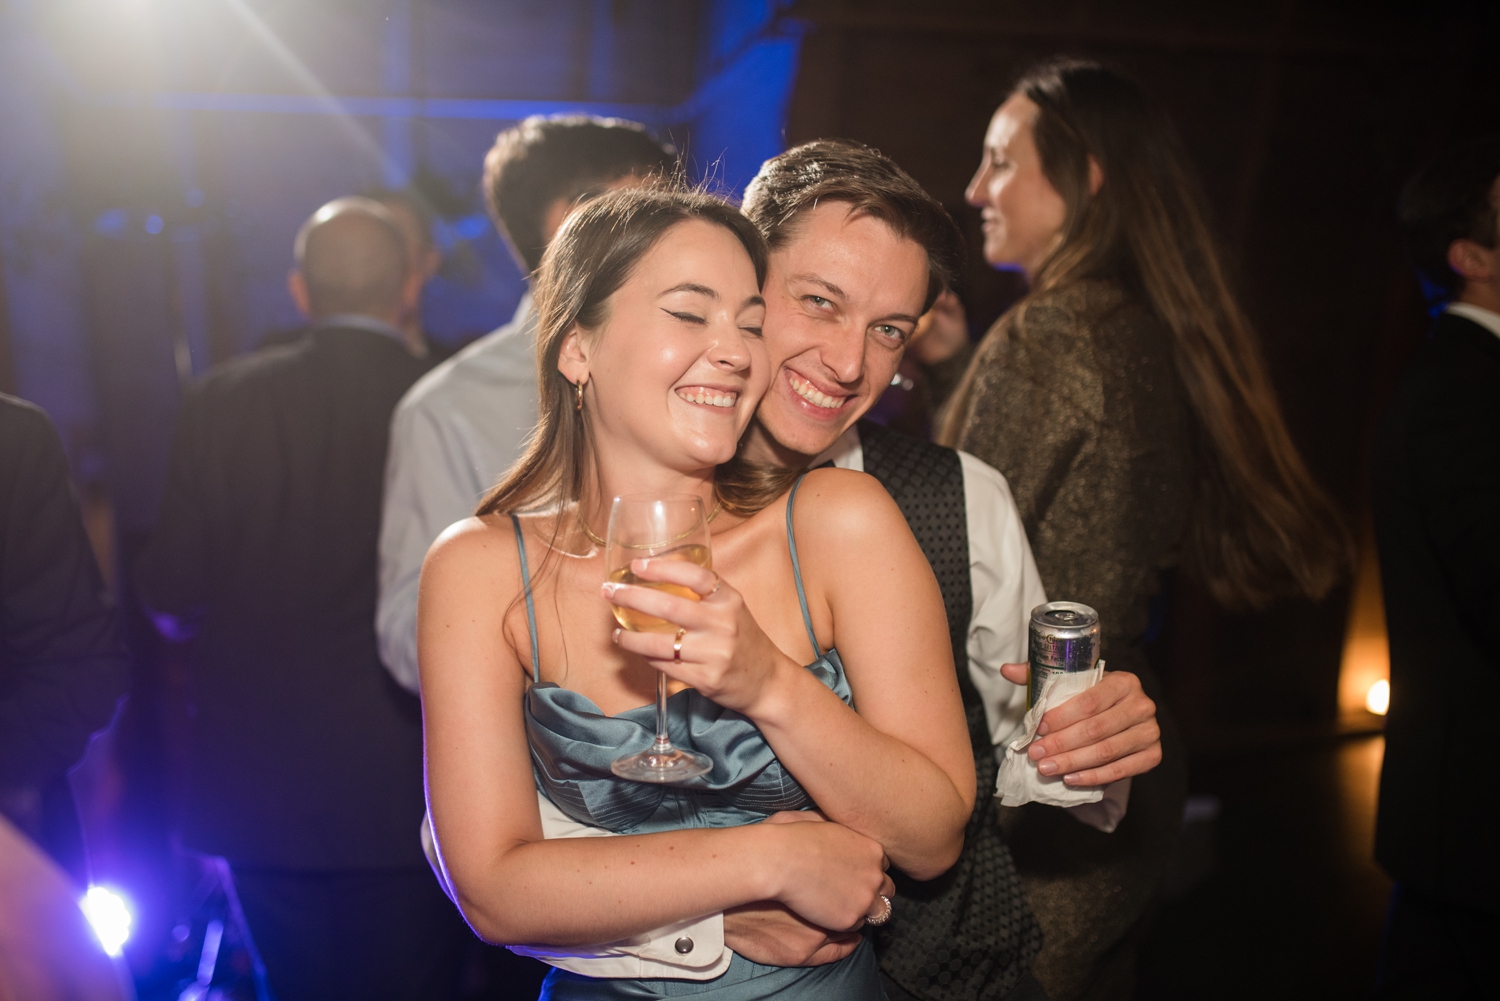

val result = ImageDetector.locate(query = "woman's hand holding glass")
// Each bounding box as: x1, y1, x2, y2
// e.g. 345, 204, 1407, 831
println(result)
604, 496, 715, 782
604, 555, 799, 720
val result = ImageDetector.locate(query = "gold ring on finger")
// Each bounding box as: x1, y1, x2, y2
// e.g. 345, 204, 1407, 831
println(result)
673, 627, 686, 663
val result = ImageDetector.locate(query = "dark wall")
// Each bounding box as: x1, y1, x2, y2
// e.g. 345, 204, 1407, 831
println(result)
784, 0, 1500, 741
0, 244, 13, 397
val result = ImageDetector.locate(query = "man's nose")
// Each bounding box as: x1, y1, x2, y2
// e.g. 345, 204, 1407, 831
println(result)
821, 326, 867, 385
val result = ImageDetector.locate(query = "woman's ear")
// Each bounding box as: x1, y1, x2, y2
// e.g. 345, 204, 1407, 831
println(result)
1087, 156, 1105, 196
556, 325, 591, 385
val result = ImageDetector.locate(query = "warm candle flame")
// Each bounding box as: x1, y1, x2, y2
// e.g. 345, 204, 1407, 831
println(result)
1365, 678, 1390, 716
1340, 529, 1390, 719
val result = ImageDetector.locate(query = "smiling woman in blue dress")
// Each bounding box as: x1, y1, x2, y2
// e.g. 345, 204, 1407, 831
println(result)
417, 181, 973, 1000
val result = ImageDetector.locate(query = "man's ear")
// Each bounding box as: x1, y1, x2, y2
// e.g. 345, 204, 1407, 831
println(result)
556, 325, 591, 386
287, 270, 312, 319
1448, 239, 1496, 283
399, 267, 424, 318
1087, 156, 1105, 196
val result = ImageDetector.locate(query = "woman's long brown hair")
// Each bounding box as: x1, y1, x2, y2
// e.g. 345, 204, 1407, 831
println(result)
476, 179, 792, 526
939, 59, 1349, 609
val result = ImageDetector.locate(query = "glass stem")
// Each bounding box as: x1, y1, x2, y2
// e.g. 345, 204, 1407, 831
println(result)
652, 670, 671, 752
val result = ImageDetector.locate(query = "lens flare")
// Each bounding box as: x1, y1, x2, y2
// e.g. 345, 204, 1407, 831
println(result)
1365, 678, 1390, 716
79, 885, 132, 956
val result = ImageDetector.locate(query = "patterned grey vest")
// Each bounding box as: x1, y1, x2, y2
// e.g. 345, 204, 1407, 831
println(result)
856, 420, 1043, 1001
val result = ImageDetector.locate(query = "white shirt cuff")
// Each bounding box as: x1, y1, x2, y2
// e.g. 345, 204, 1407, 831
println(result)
420, 794, 731, 980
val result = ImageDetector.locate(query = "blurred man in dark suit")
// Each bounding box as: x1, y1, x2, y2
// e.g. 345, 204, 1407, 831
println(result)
1372, 138, 1500, 999
137, 197, 462, 1001
258, 187, 452, 361
0, 394, 129, 885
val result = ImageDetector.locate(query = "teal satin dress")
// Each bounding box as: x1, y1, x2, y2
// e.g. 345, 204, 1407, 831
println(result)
514, 477, 886, 1000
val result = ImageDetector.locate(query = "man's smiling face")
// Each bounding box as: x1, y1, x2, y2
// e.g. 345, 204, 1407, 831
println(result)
746, 201, 931, 463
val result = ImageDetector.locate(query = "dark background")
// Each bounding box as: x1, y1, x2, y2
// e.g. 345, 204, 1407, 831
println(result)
3, 0, 1498, 997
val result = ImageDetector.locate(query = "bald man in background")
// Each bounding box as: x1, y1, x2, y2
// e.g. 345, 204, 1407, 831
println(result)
137, 198, 465, 1000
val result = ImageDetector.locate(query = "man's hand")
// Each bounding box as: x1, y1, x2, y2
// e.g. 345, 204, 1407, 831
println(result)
908, 290, 969, 365
999, 664, 1162, 785
728, 809, 890, 964
723, 902, 863, 967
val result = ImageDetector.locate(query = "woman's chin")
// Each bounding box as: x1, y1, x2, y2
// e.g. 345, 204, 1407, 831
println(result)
983, 243, 1014, 270
677, 437, 739, 471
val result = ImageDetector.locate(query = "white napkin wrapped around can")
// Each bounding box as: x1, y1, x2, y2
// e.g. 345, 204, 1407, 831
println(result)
996, 659, 1106, 809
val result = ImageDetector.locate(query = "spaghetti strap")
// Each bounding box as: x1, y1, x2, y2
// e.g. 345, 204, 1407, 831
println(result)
510, 515, 540, 684
785, 475, 825, 660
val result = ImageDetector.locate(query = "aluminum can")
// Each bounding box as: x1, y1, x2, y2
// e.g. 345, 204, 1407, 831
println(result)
1027, 601, 1101, 710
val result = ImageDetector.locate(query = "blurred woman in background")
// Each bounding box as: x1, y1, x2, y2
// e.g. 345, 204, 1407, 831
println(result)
921, 59, 1349, 1000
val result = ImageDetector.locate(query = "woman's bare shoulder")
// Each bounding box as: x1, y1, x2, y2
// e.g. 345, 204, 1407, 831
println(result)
423, 512, 525, 586
786, 469, 940, 621
788, 467, 908, 545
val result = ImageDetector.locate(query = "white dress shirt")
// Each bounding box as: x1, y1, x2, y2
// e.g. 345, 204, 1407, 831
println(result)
377, 295, 538, 691
823, 426, 1131, 832
1446, 301, 1500, 341
315, 313, 412, 347
815, 425, 1046, 753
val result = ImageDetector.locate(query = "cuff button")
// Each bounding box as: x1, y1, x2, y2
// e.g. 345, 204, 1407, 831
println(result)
674, 936, 694, 955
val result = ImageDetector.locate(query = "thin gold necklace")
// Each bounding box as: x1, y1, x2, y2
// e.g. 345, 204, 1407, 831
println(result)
578, 499, 723, 549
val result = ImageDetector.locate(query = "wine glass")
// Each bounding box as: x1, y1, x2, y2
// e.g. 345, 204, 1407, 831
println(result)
606, 495, 714, 783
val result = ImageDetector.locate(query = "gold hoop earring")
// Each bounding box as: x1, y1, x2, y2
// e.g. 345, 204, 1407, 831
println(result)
574, 378, 586, 411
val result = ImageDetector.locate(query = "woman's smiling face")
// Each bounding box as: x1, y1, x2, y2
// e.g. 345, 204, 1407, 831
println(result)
966, 94, 1070, 277
564, 218, 768, 473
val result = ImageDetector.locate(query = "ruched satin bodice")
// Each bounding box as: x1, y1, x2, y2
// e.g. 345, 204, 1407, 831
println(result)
525, 648, 850, 834
513, 476, 852, 836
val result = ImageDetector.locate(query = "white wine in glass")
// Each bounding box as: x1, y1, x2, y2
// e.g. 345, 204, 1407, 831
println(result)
605, 495, 714, 783
606, 543, 712, 632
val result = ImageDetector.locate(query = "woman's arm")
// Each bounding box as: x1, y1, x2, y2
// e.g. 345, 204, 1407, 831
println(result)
611, 470, 974, 879
781, 470, 975, 874
420, 518, 891, 946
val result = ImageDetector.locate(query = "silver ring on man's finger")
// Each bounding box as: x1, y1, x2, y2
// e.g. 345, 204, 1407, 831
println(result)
866, 894, 893, 927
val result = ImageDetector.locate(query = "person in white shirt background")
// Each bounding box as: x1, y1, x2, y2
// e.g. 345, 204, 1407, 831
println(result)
377, 114, 677, 694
